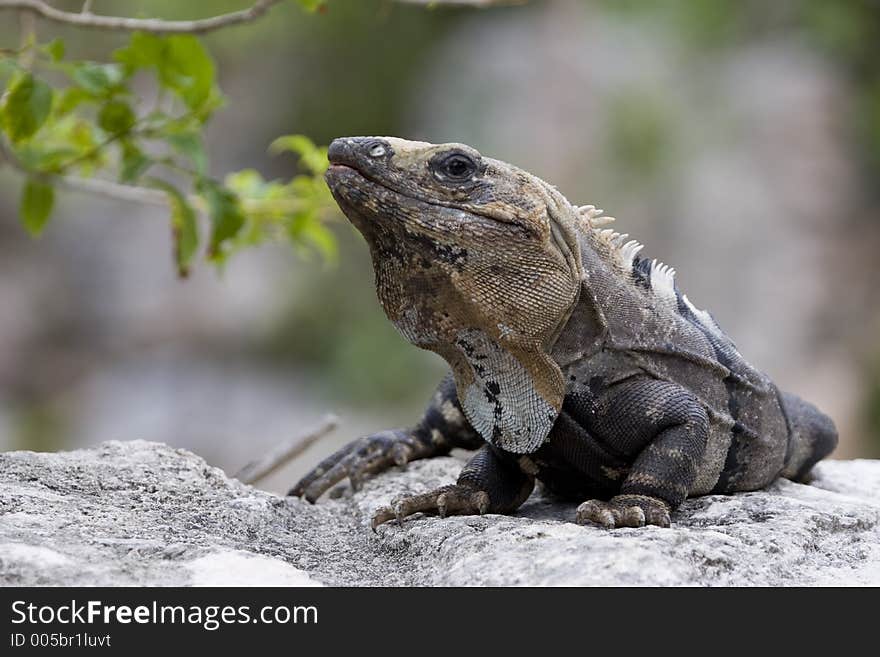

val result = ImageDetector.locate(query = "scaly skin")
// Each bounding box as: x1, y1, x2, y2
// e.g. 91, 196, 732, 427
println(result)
291, 137, 838, 529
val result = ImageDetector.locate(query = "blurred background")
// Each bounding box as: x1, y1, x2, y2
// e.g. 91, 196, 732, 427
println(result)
1, 0, 878, 493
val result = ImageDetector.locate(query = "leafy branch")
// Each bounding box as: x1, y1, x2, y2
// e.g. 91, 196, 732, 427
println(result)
0, 1, 335, 276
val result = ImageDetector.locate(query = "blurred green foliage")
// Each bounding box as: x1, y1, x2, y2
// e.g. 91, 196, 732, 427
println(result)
602, 0, 880, 196
604, 90, 676, 182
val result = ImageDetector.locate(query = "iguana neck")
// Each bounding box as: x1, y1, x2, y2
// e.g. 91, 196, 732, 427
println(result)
549, 227, 616, 368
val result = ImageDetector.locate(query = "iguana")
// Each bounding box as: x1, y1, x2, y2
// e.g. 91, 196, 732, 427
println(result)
290, 136, 838, 529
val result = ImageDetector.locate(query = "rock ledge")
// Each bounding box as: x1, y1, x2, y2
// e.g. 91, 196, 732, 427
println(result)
1, 440, 879, 586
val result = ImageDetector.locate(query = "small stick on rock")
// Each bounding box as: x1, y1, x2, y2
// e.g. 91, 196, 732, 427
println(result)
234, 414, 338, 486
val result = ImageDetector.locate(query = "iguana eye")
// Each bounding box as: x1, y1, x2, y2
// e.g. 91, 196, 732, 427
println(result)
434, 153, 477, 181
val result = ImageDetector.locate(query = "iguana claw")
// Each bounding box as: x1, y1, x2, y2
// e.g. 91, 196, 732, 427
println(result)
371, 485, 490, 531
576, 495, 671, 529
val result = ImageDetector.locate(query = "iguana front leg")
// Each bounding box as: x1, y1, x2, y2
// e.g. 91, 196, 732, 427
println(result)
572, 377, 709, 528
372, 444, 535, 529
290, 373, 482, 502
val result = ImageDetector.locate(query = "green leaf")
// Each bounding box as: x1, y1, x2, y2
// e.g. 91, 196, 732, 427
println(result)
197, 178, 245, 261
114, 32, 165, 71
151, 179, 199, 277
26, 117, 103, 173
165, 131, 207, 174
296, 0, 325, 12
120, 141, 151, 183
16, 145, 80, 172
54, 87, 93, 116
165, 36, 216, 112
67, 120, 101, 164
149, 36, 213, 111
19, 179, 55, 237
115, 32, 223, 120
44, 39, 66, 62
98, 100, 136, 134
269, 134, 328, 174
1, 73, 53, 142
114, 33, 219, 114
300, 217, 337, 263
70, 63, 125, 97
225, 169, 265, 197
192, 89, 225, 122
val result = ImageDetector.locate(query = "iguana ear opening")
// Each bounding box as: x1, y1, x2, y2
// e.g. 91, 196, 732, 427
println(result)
445, 329, 565, 454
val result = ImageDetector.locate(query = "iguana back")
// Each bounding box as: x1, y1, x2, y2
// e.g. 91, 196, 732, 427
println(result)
553, 220, 790, 495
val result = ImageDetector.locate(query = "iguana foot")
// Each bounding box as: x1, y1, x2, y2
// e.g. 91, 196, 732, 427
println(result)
576, 494, 671, 529
371, 484, 490, 531
289, 430, 427, 503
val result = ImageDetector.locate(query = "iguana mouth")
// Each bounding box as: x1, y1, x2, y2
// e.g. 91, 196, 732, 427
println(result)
325, 162, 369, 183
326, 161, 420, 204
324, 162, 426, 217
326, 163, 356, 173
325, 161, 441, 209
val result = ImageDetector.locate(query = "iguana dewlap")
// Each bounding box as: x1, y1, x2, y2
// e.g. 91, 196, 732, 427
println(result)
291, 136, 838, 529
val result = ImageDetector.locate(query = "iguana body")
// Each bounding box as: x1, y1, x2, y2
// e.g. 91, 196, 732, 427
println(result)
291, 137, 837, 529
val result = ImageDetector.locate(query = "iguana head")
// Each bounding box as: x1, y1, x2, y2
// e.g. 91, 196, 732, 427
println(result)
325, 136, 584, 453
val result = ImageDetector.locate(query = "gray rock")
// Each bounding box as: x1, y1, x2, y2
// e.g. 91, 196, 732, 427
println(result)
1, 440, 878, 586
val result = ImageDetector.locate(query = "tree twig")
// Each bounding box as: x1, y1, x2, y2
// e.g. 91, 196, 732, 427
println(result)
233, 414, 339, 486
52, 174, 171, 206
0, 137, 171, 206
0, 141, 323, 217
0, 0, 285, 34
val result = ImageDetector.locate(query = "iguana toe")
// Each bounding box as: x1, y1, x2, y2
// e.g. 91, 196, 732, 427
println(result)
371, 484, 490, 530
576, 495, 670, 529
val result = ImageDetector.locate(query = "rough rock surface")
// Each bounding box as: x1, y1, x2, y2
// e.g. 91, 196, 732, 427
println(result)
1, 440, 879, 586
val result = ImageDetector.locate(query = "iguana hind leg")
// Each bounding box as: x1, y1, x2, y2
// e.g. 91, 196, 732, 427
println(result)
573, 378, 709, 529
372, 444, 534, 529
290, 373, 482, 502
